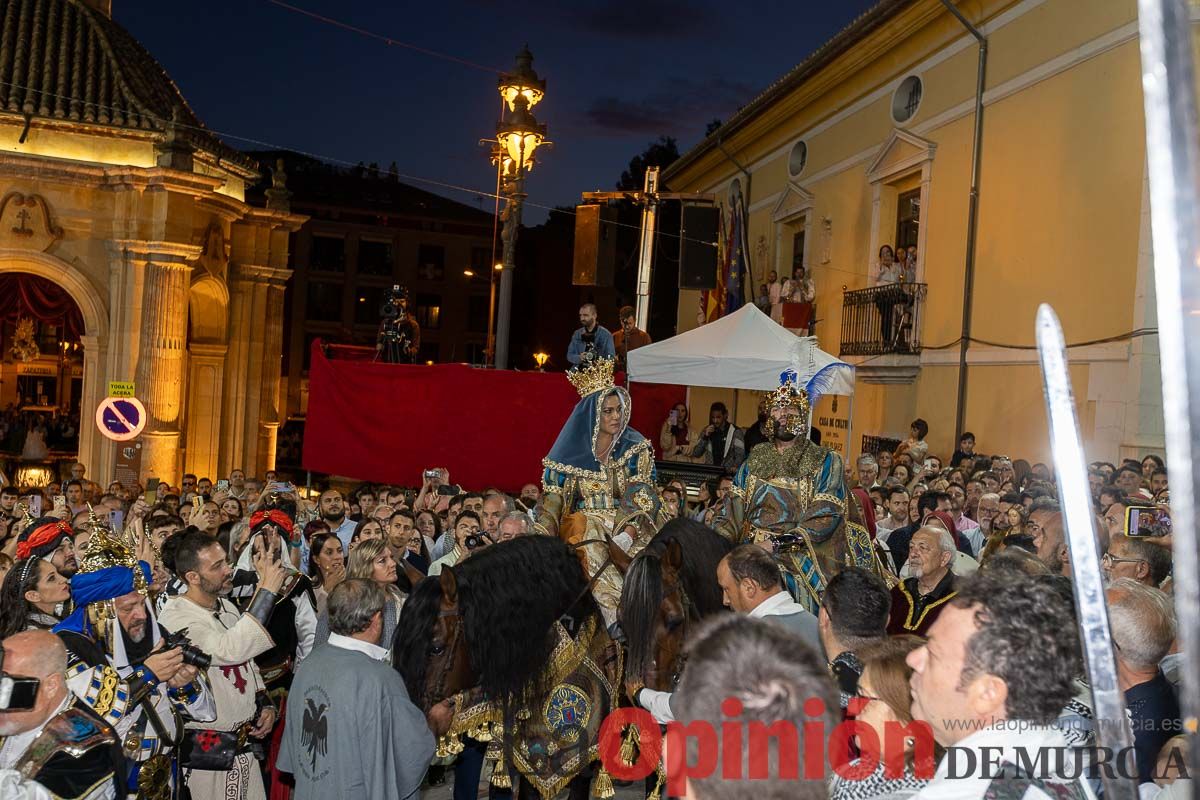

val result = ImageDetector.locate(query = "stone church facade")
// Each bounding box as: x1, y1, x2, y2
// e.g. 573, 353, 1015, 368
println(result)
0, 0, 304, 483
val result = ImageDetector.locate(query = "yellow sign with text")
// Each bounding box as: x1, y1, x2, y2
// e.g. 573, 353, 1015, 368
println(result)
107, 381, 135, 398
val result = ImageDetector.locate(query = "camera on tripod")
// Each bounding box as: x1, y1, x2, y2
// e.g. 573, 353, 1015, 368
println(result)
380, 284, 407, 318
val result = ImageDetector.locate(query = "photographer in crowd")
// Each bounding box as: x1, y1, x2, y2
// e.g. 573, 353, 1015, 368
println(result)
53, 523, 215, 798
566, 303, 615, 367
376, 285, 420, 364
159, 531, 286, 800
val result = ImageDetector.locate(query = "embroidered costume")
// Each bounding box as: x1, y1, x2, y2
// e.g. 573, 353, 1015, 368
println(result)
712, 370, 884, 612
52, 521, 215, 800
535, 357, 663, 625
886, 572, 957, 636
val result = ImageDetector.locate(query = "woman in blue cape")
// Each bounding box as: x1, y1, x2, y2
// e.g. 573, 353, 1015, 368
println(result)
534, 357, 662, 625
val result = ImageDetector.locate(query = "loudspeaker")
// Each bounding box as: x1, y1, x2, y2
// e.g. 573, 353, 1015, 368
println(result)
573, 204, 617, 286
679, 205, 720, 289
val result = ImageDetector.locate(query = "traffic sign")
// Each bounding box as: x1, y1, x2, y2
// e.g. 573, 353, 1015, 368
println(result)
95, 397, 147, 441
107, 381, 135, 398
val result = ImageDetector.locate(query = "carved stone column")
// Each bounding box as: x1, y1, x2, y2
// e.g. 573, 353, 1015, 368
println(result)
256, 280, 287, 476
127, 243, 200, 483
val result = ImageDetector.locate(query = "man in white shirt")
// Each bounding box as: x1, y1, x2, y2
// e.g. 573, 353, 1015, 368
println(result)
875, 486, 909, 543
632, 545, 819, 724
907, 572, 1096, 799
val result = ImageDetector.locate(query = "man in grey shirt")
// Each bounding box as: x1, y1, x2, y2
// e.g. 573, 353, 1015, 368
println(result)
279, 579, 434, 800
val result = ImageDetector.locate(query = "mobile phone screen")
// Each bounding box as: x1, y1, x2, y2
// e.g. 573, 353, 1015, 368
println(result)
27, 496, 41, 517
216, 479, 230, 492
1126, 505, 1171, 537
109, 509, 125, 532
144, 477, 160, 504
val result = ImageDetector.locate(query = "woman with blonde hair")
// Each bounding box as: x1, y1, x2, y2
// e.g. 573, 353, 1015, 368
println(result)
829, 635, 934, 799
315, 538, 406, 650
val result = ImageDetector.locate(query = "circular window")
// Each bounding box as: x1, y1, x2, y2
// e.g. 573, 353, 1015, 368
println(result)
892, 75, 923, 124
788, 140, 808, 177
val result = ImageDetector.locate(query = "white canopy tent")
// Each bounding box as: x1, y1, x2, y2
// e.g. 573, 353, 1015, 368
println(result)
628, 303, 855, 394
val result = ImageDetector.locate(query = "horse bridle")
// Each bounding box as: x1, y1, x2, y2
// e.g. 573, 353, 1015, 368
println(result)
426, 603, 466, 710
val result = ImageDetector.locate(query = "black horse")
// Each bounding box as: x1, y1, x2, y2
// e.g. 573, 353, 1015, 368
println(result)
618, 517, 732, 692
393, 535, 615, 800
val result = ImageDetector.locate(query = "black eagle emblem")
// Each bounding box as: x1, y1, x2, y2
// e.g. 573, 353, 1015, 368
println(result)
301, 697, 329, 770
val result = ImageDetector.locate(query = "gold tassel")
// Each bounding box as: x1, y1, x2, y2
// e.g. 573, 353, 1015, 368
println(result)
593, 767, 615, 799
491, 750, 512, 789
647, 769, 664, 800
472, 723, 493, 742
619, 724, 640, 767
435, 736, 452, 759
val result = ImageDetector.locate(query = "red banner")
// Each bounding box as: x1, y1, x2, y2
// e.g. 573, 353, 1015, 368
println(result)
302, 341, 684, 492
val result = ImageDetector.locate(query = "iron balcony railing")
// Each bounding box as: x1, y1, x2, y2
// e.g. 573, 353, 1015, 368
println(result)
839, 282, 927, 356
861, 435, 903, 457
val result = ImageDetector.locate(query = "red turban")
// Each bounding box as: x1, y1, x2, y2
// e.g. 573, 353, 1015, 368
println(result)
249, 509, 294, 537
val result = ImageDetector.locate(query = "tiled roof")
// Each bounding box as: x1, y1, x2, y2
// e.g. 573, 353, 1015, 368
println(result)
0, 0, 254, 170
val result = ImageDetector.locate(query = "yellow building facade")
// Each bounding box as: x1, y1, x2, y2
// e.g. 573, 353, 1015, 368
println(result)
665, 0, 1166, 465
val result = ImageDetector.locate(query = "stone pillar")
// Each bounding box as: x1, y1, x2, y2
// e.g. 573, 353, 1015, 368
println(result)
184, 343, 228, 482
77, 333, 106, 480
133, 253, 193, 483
256, 281, 286, 476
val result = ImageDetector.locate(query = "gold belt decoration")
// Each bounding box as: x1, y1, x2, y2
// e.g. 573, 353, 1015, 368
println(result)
135, 753, 171, 800
93, 668, 120, 716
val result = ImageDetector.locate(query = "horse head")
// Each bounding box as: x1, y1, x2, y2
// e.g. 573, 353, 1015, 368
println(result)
393, 567, 476, 712
619, 538, 691, 691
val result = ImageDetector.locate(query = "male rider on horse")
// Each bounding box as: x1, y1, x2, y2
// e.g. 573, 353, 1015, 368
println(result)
710, 370, 885, 613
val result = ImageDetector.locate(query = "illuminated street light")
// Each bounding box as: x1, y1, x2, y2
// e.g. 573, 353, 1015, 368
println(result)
498, 44, 546, 112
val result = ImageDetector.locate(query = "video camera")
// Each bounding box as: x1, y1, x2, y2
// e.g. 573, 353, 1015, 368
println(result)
0, 644, 39, 712
380, 284, 408, 319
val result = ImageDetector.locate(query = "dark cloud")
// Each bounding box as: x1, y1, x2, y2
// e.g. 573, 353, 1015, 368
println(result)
550, 0, 718, 38
582, 76, 757, 135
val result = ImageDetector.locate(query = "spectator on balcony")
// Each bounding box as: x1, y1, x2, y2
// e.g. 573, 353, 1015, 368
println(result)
766, 270, 785, 323
905, 245, 918, 278
782, 265, 816, 335
659, 403, 701, 463
951, 431, 977, 467
566, 303, 615, 367
874, 245, 901, 286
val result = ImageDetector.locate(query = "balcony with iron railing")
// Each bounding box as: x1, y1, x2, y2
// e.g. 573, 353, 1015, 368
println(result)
839, 283, 927, 383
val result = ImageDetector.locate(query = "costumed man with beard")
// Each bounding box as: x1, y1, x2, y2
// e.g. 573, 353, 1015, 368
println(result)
534, 356, 664, 627
0, 630, 125, 800
712, 370, 884, 613
229, 508, 316, 799
17, 515, 79, 580
159, 531, 285, 800
53, 522, 215, 800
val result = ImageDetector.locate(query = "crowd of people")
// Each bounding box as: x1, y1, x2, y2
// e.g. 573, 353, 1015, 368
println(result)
0, 385, 1188, 800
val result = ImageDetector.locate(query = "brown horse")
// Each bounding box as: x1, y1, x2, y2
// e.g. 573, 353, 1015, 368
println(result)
617, 517, 732, 691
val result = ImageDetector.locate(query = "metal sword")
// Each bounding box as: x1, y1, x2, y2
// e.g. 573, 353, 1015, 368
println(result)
1136, 6, 1200, 799
1036, 305, 1136, 800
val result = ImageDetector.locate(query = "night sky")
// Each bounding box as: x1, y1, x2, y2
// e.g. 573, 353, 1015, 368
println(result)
117, 0, 877, 222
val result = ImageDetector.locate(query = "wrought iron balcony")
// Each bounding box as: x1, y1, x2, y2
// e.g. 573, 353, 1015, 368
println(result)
839, 283, 927, 357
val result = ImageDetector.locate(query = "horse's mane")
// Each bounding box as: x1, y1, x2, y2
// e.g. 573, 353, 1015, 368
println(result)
619, 517, 732, 676
457, 535, 599, 706
392, 576, 444, 704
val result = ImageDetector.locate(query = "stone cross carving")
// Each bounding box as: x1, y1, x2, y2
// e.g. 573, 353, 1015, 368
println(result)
0, 194, 61, 251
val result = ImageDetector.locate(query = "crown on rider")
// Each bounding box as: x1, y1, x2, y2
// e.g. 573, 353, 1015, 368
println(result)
767, 369, 811, 418
567, 356, 616, 397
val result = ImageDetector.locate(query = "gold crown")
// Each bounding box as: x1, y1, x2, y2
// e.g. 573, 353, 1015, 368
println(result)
78, 511, 149, 597
566, 356, 616, 397
767, 380, 811, 419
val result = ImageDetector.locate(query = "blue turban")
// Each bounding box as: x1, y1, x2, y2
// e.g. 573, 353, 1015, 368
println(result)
53, 561, 152, 637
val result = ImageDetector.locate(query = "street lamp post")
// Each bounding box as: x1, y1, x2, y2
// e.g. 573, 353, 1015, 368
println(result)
493, 46, 547, 370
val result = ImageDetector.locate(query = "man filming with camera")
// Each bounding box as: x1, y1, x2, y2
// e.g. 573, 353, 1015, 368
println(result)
159, 530, 287, 800
52, 523, 215, 799
566, 303, 615, 367
376, 285, 420, 364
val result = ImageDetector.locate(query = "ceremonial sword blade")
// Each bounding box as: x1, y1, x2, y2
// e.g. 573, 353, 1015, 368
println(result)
1137, 6, 1200, 795
1036, 305, 1137, 800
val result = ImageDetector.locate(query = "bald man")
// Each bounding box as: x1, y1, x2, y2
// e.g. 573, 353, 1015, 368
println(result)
0, 631, 123, 799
